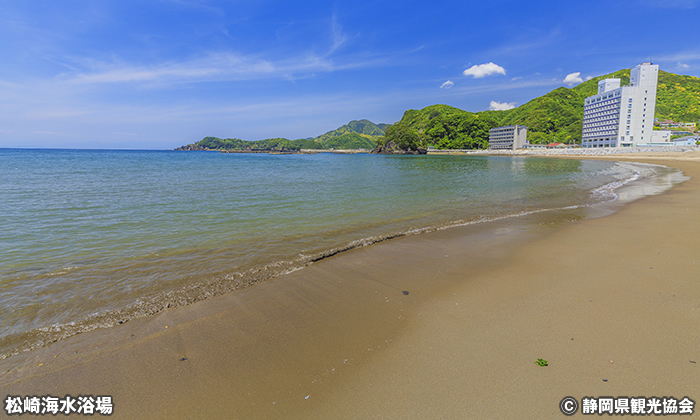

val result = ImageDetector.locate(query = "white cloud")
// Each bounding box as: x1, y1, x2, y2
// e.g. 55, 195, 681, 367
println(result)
585, 76, 593, 81
440, 80, 454, 89
489, 100, 516, 111
463, 62, 506, 78
563, 72, 583, 86
59, 48, 393, 87
677, 62, 690, 69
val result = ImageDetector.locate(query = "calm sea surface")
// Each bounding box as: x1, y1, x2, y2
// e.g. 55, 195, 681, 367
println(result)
0, 149, 682, 357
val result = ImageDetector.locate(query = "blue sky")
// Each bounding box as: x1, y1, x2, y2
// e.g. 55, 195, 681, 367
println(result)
1, 0, 699, 149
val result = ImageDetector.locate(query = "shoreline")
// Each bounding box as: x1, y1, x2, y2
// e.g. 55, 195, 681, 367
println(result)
2, 152, 699, 418
428, 145, 700, 155
0, 154, 658, 362
0, 156, 669, 362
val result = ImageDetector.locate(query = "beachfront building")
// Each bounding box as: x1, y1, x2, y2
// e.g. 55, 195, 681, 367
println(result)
489, 125, 527, 150
582, 63, 662, 148
671, 135, 699, 146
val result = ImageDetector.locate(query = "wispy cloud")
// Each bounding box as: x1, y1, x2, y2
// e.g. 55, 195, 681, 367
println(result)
329, 14, 348, 54
62, 52, 318, 85
563, 72, 583, 86
463, 62, 506, 78
436, 78, 563, 101
440, 80, 454, 89
489, 100, 516, 111
58, 43, 404, 87
639, 0, 698, 8
483, 29, 562, 59
34, 131, 69, 135
163, 0, 225, 15
655, 50, 700, 62
677, 62, 690, 69
51, 13, 359, 87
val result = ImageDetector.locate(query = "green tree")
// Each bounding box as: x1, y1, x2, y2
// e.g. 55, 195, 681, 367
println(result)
384, 123, 424, 150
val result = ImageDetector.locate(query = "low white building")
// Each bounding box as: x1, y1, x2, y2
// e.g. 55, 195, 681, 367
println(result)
582, 63, 659, 148
489, 125, 528, 150
640, 130, 673, 146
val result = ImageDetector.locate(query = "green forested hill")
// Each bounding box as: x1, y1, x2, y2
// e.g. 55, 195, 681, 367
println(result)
177, 119, 385, 151
313, 119, 385, 149
381, 105, 496, 150
179, 69, 699, 151
382, 69, 699, 150
482, 86, 585, 144
656, 71, 700, 122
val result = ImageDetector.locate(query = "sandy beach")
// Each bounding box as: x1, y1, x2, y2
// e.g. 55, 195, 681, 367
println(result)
2, 152, 699, 419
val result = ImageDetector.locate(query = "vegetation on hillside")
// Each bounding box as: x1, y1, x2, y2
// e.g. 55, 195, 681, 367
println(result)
179, 69, 699, 151
484, 87, 584, 145
381, 69, 699, 148
177, 119, 385, 151
378, 105, 497, 150
656, 71, 700, 122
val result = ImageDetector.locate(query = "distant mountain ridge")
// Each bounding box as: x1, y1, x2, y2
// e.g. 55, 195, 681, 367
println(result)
178, 69, 699, 151
176, 119, 386, 151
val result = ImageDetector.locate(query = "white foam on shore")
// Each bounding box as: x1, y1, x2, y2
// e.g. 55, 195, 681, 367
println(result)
595, 162, 688, 204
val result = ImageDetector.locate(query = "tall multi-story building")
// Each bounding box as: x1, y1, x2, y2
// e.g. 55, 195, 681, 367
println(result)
488, 125, 528, 150
581, 63, 660, 148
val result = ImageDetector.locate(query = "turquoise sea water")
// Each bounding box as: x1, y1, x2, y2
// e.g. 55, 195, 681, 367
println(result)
0, 149, 682, 357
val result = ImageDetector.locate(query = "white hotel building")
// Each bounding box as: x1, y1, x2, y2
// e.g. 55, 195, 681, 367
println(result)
488, 125, 528, 150
582, 63, 668, 148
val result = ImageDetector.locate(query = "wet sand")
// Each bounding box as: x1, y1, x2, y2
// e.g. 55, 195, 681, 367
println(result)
1, 153, 699, 419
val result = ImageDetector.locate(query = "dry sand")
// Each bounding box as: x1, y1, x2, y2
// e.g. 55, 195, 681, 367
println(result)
1, 153, 699, 419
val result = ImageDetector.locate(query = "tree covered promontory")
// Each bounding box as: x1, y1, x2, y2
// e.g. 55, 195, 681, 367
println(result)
176, 119, 385, 151
376, 105, 496, 151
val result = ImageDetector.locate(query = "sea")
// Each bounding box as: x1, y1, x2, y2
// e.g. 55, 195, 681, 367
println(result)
0, 148, 687, 359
